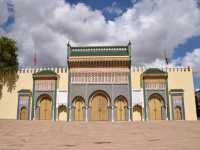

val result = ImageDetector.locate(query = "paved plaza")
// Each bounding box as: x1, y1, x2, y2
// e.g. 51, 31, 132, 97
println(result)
0, 120, 200, 150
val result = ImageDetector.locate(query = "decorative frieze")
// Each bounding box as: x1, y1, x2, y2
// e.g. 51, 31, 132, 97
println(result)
35, 80, 56, 91
70, 72, 128, 84
144, 79, 166, 90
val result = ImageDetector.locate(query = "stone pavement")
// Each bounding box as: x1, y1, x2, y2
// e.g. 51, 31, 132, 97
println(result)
0, 120, 200, 150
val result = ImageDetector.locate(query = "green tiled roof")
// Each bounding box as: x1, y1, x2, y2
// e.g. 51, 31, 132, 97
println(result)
18, 89, 32, 93
143, 68, 167, 75
33, 70, 57, 76
69, 46, 129, 56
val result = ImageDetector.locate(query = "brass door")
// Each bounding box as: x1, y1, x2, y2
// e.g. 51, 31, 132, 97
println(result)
133, 105, 142, 121
148, 98, 162, 120
20, 107, 28, 120
40, 98, 52, 120
174, 107, 182, 120
91, 94, 108, 121
75, 100, 84, 121
115, 99, 126, 121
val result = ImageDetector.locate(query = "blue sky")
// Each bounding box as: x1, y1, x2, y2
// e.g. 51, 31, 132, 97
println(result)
66, 0, 200, 60
0, 0, 200, 88
66, 0, 134, 12
0, 0, 200, 71
173, 35, 200, 59
66, 0, 135, 19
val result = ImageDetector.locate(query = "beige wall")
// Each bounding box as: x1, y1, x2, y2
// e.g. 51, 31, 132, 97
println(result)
0, 67, 197, 120
0, 68, 68, 119
168, 68, 197, 120
132, 67, 197, 120
57, 70, 68, 91
0, 71, 33, 119
131, 68, 142, 89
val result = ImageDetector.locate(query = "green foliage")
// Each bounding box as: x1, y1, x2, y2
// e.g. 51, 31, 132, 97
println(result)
0, 36, 19, 99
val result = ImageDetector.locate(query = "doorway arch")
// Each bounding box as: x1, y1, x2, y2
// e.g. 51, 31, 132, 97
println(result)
73, 96, 85, 121
148, 94, 165, 120
174, 106, 182, 120
58, 105, 67, 121
38, 95, 52, 120
90, 91, 110, 121
20, 106, 29, 120
133, 105, 142, 121
115, 96, 127, 121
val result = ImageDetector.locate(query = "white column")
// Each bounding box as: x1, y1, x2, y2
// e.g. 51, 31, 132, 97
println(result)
52, 105, 55, 121
85, 106, 88, 122
69, 106, 72, 122
128, 107, 131, 121
166, 105, 169, 120
111, 106, 114, 122
33, 106, 36, 120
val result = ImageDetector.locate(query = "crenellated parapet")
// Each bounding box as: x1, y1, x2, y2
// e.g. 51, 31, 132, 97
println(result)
132, 66, 192, 72
17, 67, 67, 74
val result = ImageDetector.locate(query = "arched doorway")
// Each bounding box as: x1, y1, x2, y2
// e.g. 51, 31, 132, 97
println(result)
115, 96, 127, 121
20, 107, 29, 120
174, 106, 182, 120
148, 94, 165, 120
133, 105, 142, 121
90, 91, 109, 121
73, 97, 85, 121
39, 96, 52, 120
58, 105, 67, 121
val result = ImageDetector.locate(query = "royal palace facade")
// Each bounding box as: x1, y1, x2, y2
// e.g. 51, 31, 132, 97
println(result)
0, 43, 197, 121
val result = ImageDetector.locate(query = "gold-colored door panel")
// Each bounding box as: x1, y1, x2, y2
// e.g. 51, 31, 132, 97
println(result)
115, 99, 127, 121
20, 107, 28, 120
174, 107, 182, 120
39, 98, 52, 120
91, 94, 108, 121
148, 98, 162, 120
75, 100, 84, 121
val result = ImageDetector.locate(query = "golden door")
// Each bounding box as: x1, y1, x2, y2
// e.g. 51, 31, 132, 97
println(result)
58, 106, 67, 121
148, 98, 162, 120
40, 98, 52, 120
116, 100, 126, 121
75, 100, 84, 121
132, 105, 142, 121
174, 107, 182, 120
91, 94, 108, 121
20, 107, 28, 120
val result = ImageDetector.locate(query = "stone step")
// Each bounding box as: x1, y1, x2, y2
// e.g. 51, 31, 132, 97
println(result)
0, 120, 199, 150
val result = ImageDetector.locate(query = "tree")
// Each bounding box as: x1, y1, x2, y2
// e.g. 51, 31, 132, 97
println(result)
0, 36, 18, 99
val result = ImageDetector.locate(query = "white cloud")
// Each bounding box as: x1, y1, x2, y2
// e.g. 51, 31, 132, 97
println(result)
111, 0, 200, 64
174, 48, 200, 71
0, 0, 200, 68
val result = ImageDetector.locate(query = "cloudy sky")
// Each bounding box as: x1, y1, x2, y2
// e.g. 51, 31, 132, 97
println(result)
0, 0, 200, 70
